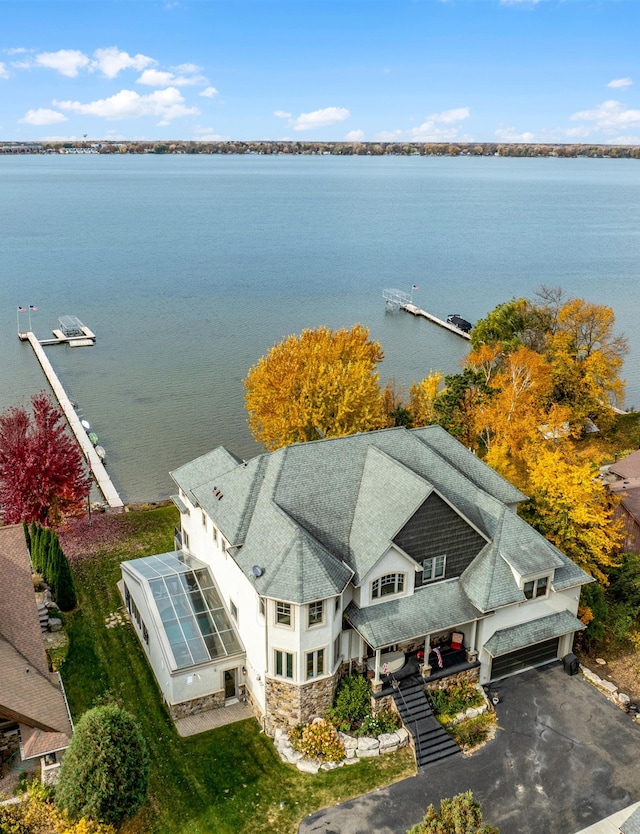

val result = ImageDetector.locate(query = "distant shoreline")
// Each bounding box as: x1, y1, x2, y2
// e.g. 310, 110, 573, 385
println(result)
2, 140, 640, 158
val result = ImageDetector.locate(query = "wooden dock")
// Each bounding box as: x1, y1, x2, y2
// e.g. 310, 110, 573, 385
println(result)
24, 332, 124, 510
401, 304, 471, 340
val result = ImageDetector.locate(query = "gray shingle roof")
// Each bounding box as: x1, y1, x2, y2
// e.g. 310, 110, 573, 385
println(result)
170, 426, 589, 609
483, 610, 585, 657
345, 580, 481, 649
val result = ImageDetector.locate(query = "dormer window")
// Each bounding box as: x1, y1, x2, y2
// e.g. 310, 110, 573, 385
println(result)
371, 573, 405, 600
422, 555, 446, 583
523, 576, 549, 600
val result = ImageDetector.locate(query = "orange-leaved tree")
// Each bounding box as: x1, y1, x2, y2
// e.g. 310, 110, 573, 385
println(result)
244, 325, 387, 451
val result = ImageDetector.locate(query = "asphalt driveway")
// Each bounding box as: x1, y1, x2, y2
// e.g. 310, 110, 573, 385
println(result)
299, 663, 640, 834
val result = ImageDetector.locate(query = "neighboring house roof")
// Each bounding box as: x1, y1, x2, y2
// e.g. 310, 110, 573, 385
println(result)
171, 426, 592, 606
483, 610, 586, 657
345, 579, 482, 649
0, 525, 72, 759
621, 805, 640, 834
609, 449, 640, 481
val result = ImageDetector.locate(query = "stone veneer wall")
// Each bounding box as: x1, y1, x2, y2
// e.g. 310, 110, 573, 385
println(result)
423, 667, 480, 693
265, 672, 339, 735
0, 722, 20, 769
169, 689, 226, 720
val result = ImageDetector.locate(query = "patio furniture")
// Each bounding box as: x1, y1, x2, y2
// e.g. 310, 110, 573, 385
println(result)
366, 650, 406, 675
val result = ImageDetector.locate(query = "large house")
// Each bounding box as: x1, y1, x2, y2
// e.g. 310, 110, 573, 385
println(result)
121, 426, 591, 734
0, 525, 73, 783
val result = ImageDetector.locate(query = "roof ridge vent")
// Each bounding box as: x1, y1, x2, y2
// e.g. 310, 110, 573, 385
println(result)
213, 486, 224, 500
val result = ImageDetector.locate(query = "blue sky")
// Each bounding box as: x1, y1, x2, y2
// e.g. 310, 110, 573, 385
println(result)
1, 0, 639, 143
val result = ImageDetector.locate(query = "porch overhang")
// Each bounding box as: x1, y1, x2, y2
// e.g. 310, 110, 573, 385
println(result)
483, 610, 585, 658
345, 580, 482, 650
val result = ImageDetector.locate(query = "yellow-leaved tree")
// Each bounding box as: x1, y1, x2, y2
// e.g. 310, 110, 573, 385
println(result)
244, 325, 387, 450
519, 444, 622, 585
409, 371, 444, 427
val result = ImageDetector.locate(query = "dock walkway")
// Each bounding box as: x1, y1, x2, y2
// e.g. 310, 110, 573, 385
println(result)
401, 304, 471, 340
25, 332, 124, 510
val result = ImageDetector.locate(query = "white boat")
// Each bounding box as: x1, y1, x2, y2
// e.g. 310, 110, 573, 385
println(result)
95, 445, 106, 461
81, 419, 91, 430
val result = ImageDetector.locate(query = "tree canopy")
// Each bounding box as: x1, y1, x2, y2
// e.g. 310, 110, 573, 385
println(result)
244, 325, 387, 450
0, 392, 91, 527
407, 791, 498, 834
56, 705, 150, 827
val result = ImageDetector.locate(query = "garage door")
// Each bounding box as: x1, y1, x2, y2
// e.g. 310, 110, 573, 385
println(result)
490, 637, 559, 680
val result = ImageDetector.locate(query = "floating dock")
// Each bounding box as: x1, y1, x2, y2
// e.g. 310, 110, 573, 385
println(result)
23, 331, 124, 510
400, 303, 471, 340
383, 288, 472, 340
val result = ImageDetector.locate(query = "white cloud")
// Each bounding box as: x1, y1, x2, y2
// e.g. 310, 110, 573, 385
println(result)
608, 135, 640, 144
410, 107, 470, 141
274, 110, 292, 119
373, 129, 403, 141
6, 47, 28, 55
54, 87, 200, 123
345, 129, 364, 141
0, 62, 8, 79
563, 126, 591, 139
292, 106, 350, 131
199, 86, 218, 98
36, 49, 90, 77
608, 77, 633, 89
495, 125, 535, 142
571, 99, 640, 130
174, 63, 201, 74
192, 126, 229, 141
92, 47, 155, 79
19, 108, 68, 125
137, 67, 205, 87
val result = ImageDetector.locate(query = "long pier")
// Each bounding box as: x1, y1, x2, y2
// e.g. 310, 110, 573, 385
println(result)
24, 332, 124, 510
400, 304, 471, 340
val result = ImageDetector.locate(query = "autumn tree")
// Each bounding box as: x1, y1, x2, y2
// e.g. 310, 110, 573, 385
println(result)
433, 368, 492, 449
409, 371, 443, 427
381, 380, 412, 427
244, 325, 387, 450
407, 791, 498, 834
0, 392, 91, 526
519, 445, 622, 585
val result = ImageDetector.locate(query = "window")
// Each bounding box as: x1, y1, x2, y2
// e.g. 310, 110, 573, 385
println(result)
371, 573, 405, 599
182, 530, 189, 550
335, 596, 340, 613
230, 600, 238, 622
201, 510, 207, 527
276, 601, 292, 626
306, 648, 325, 679
523, 576, 549, 600
259, 598, 266, 617
142, 623, 149, 645
212, 526, 218, 543
422, 555, 446, 583
274, 649, 294, 679
308, 600, 324, 627
334, 634, 341, 667
221, 538, 227, 555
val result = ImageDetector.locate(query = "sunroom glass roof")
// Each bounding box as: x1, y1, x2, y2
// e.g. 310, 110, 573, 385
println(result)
125, 551, 243, 669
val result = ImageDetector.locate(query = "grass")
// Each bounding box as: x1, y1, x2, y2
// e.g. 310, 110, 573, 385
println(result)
59, 506, 415, 834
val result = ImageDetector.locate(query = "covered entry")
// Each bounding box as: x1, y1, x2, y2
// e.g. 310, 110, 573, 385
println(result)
484, 610, 585, 681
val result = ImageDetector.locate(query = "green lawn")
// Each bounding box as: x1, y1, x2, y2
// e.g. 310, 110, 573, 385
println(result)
60, 506, 415, 834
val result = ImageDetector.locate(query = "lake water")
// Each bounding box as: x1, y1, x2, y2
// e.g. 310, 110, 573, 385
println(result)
1, 154, 639, 502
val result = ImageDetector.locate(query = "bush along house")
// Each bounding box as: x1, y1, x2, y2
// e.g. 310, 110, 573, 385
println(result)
120, 426, 591, 734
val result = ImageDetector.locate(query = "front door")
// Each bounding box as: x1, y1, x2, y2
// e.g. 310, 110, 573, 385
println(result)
224, 669, 237, 700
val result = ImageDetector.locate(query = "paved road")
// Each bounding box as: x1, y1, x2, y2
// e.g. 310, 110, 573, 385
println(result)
299, 664, 640, 834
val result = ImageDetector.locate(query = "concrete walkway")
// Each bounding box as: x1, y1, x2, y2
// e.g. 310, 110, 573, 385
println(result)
575, 801, 640, 834
174, 701, 254, 737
